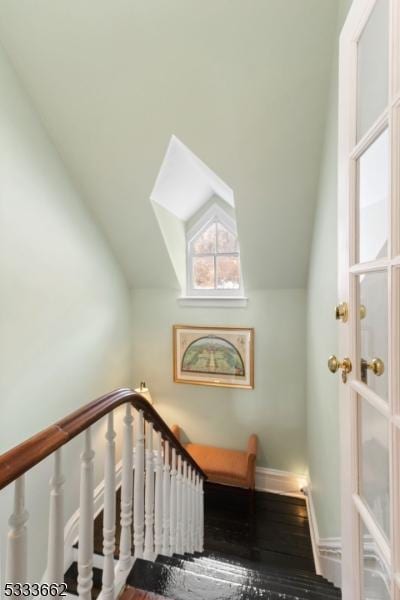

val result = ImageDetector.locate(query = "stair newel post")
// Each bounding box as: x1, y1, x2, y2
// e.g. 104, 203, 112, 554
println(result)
5, 476, 29, 587
46, 449, 65, 583
169, 447, 177, 554
181, 460, 187, 553
199, 476, 204, 552
119, 404, 134, 571
162, 439, 170, 556
102, 412, 116, 599
133, 409, 145, 558
144, 421, 155, 560
77, 428, 95, 600
176, 454, 183, 555
154, 431, 163, 557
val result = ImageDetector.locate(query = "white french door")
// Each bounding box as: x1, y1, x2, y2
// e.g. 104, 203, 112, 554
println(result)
337, 0, 400, 598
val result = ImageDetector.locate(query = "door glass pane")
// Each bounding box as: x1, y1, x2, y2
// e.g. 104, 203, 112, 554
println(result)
359, 396, 390, 538
357, 129, 389, 264
360, 521, 391, 599
357, 0, 389, 140
192, 256, 215, 289
358, 271, 388, 400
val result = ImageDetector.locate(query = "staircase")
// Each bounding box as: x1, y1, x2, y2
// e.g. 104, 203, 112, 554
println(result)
0, 387, 341, 600
64, 480, 340, 600
127, 554, 340, 600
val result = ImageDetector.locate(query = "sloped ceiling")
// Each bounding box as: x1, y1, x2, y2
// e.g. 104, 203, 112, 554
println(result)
0, 0, 338, 290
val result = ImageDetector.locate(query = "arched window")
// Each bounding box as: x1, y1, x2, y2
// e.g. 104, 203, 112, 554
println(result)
186, 205, 243, 296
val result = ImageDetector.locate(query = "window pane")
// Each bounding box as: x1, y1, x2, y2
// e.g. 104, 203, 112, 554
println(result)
192, 256, 215, 289
359, 396, 390, 538
358, 271, 388, 401
357, 129, 389, 263
357, 0, 389, 140
217, 223, 238, 253
192, 223, 216, 254
360, 521, 391, 599
216, 255, 240, 289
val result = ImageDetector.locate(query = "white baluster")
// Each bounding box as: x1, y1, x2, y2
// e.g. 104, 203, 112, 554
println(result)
169, 448, 177, 554
119, 404, 133, 571
102, 413, 116, 599
133, 410, 145, 558
195, 474, 201, 552
181, 461, 187, 553
187, 467, 193, 553
5, 476, 28, 586
162, 440, 170, 555
154, 432, 163, 557
193, 474, 198, 552
191, 469, 196, 553
199, 477, 204, 552
144, 422, 155, 560
176, 455, 183, 555
77, 428, 95, 600
46, 449, 65, 582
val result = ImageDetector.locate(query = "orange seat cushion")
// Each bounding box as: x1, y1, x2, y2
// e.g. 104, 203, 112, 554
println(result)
185, 442, 250, 488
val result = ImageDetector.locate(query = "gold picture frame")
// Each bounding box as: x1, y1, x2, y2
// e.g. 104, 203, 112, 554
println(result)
173, 325, 254, 389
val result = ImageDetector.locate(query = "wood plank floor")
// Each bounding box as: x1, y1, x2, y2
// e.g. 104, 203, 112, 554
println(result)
203, 482, 315, 573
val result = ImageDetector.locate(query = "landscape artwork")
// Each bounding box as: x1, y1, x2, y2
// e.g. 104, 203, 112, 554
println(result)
173, 325, 254, 389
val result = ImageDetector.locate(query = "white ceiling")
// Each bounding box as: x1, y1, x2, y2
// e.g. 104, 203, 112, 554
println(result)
151, 135, 234, 222
0, 0, 338, 289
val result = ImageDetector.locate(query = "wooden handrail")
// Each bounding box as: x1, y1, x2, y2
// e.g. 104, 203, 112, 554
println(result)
0, 388, 206, 490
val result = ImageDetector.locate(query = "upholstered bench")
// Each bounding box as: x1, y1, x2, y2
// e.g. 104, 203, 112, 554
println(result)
171, 425, 258, 490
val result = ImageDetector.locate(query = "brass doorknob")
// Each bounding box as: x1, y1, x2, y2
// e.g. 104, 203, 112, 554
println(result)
335, 302, 348, 322
362, 357, 385, 377
328, 355, 352, 374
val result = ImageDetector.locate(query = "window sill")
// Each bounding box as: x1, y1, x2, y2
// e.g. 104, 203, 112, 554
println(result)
177, 296, 248, 308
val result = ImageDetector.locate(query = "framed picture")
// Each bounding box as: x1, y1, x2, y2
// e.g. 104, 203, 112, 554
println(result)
173, 325, 254, 389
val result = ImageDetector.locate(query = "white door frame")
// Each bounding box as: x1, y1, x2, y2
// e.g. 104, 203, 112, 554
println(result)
338, 0, 400, 598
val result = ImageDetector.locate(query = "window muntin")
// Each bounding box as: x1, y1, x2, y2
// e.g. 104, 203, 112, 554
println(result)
188, 214, 242, 294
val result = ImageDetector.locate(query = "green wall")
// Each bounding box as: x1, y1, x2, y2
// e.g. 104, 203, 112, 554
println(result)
306, 0, 353, 539
0, 44, 132, 580
132, 288, 307, 475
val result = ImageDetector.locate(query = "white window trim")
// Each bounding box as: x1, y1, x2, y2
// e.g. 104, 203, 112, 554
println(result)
185, 203, 244, 298
177, 296, 248, 308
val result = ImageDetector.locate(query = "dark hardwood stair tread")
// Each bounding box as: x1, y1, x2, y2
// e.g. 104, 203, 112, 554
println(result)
128, 559, 336, 600
162, 555, 338, 593
198, 550, 321, 580
203, 541, 316, 571
155, 556, 340, 599
204, 525, 313, 559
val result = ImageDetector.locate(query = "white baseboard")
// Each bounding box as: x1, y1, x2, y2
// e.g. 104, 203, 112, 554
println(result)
303, 482, 342, 588
318, 538, 342, 588
255, 467, 306, 497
